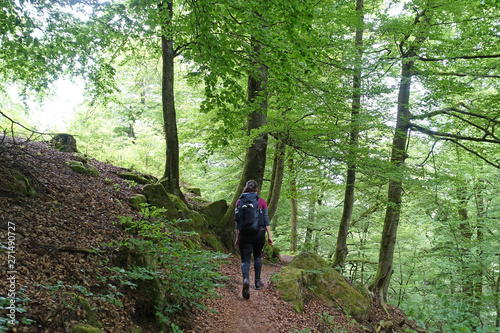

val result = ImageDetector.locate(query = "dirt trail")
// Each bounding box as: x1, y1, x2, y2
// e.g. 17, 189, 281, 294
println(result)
188, 255, 361, 333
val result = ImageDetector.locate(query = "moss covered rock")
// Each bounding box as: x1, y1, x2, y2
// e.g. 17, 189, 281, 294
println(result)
63, 293, 100, 329
288, 252, 371, 322
142, 184, 177, 217
198, 199, 228, 229
72, 152, 90, 164
67, 161, 99, 177
185, 186, 201, 196
52, 133, 77, 152
71, 324, 103, 333
263, 244, 280, 263
276, 266, 308, 313
6, 169, 36, 198
191, 196, 211, 204
201, 233, 226, 253
129, 194, 147, 211
176, 211, 206, 233
117, 172, 153, 185
168, 193, 190, 213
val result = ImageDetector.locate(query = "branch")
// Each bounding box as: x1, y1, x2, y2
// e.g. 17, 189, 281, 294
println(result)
410, 124, 500, 144
444, 138, 500, 169
420, 54, 500, 62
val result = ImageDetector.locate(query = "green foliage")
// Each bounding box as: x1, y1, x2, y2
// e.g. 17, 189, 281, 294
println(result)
0, 287, 34, 331
115, 209, 229, 321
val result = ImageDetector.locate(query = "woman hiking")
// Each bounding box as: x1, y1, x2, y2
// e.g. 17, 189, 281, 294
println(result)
234, 180, 273, 300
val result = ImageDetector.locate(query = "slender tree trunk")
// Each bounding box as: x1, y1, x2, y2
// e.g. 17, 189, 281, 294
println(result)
267, 140, 286, 221
369, 56, 414, 302
457, 185, 473, 297
496, 255, 500, 328
473, 179, 485, 320
218, 38, 268, 250
333, 0, 364, 270
304, 188, 316, 249
369, 6, 432, 301
289, 155, 298, 253
271, 214, 278, 232
160, 0, 183, 199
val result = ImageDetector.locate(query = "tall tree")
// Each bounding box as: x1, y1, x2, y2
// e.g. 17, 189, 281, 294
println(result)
369, 4, 433, 302
289, 154, 298, 253
370, 0, 500, 302
267, 140, 286, 221
159, 0, 183, 197
333, 0, 364, 270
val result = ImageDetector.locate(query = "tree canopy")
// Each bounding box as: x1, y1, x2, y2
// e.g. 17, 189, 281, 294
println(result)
2, 0, 500, 330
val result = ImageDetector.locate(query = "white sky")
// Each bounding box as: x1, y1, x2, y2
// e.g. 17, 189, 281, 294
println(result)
29, 79, 85, 132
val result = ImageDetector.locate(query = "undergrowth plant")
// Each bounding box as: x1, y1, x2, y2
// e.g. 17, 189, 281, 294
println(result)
116, 205, 229, 327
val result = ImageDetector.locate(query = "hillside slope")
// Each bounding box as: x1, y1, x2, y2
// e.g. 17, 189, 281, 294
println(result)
0, 137, 420, 333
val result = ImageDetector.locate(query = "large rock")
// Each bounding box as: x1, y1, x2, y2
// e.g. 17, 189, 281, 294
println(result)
1, 168, 36, 198
197, 199, 228, 229
117, 172, 155, 185
276, 266, 307, 313
67, 160, 99, 177
129, 194, 147, 211
142, 183, 178, 217
52, 133, 78, 152
276, 252, 371, 322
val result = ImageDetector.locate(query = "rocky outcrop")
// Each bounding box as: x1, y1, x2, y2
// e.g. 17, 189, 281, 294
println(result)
276, 252, 371, 322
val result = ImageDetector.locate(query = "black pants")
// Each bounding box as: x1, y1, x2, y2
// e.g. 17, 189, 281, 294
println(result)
238, 228, 266, 282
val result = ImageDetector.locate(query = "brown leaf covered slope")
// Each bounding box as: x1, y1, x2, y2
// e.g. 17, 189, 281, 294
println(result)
0, 138, 418, 333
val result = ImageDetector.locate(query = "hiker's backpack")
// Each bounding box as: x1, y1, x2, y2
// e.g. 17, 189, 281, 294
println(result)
236, 194, 262, 232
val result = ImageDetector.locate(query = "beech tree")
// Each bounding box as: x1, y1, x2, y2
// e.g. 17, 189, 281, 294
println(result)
369, 0, 500, 302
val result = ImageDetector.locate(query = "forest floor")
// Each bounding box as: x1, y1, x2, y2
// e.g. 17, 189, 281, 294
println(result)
0, 137, 420, 333
185, 255, 414, 333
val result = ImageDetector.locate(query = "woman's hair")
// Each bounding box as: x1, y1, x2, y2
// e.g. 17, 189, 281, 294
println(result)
243, 180, 259, 193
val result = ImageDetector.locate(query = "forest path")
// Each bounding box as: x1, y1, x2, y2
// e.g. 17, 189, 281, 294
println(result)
188, 255, 361, 333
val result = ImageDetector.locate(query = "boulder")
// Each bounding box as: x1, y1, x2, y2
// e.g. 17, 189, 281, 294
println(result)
117, 172, 153, 185
277, 252, 371, 322
197, 199, 228, 229
72, 152, 90, 164
52, 133, 77, 152
67, 161, 99, 177
200, 233, 226, 253
2, 169, 36, 198
168, 193, 190, 213
71, 324, 103, 333
63, 292, 101, 330
185, 186, 201, 196
129, 194, 147, 211
276, 266, 308, 313
142, 183, 177, 217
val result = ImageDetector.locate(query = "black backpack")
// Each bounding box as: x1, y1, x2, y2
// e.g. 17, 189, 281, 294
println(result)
236, 193, 261, 232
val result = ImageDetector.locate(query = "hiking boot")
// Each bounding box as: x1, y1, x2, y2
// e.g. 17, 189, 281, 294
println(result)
255, 280, 264, 290
242, 277, 250, 299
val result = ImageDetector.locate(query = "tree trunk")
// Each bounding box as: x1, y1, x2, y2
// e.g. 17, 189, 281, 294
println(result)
457, 185, 473, 297
332, 0, 364, 270
473, 179, 485, 319
369, 5, 433, 301
369, 56, 414, 302
218, 39, 268, 250
304, 188, 316, 249
289, 155, 298, 253
496, 255, 500, 328
267, 140, 286, 221
160, 0, 183, 199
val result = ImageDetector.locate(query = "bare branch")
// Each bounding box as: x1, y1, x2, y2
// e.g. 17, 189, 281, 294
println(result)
420, 54, 500, 62
410, 124, 500, 144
